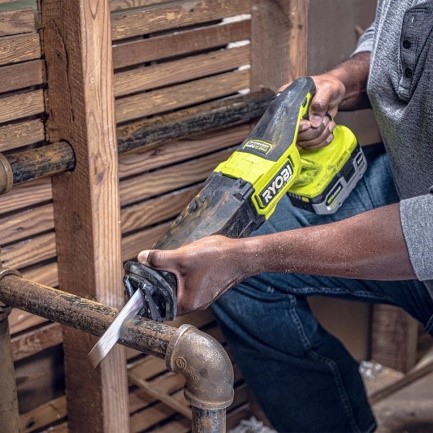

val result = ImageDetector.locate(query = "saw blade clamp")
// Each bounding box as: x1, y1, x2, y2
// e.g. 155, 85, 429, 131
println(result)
123, 261, 177, 322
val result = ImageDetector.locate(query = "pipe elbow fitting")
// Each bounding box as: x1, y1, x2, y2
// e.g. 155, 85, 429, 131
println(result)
166, 324, 234, 411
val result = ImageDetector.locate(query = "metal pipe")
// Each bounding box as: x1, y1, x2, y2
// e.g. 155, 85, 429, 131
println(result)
0, 90, 274, 194
0, 273, 234, 431
191, 408, 227, 433
7, 141, 75, 185
116, 89, 275, 154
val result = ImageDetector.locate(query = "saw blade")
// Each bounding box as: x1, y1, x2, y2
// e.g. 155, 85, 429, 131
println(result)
88, 288, 144, 368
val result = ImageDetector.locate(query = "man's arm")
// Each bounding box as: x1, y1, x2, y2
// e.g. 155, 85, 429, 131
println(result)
138, 203, 416, 315
245, 203, 414, 280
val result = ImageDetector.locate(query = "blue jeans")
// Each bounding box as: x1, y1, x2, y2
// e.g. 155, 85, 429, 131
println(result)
211, 144, 433, 433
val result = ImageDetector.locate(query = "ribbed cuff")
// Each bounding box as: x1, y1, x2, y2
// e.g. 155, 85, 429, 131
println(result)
351, 25, 375, 57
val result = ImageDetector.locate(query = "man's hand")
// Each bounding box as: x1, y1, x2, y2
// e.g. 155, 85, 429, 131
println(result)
137, 235, 251, 315
296, 74, 345, 149
281, 52, 371, 149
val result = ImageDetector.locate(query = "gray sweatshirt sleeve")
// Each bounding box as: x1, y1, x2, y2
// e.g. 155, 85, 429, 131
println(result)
400, 191, 433, 282
351, 24, 375, 56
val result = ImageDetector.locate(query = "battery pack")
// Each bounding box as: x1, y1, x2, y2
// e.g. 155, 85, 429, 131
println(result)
287, 142, 367, 214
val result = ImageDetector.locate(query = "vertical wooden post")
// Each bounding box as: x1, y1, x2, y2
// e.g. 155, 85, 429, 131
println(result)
0, 305, 20, 433
251, 0, 309, 91
0, 249, 20, 431
371, 304, 418, 373
40, 0, 129, 432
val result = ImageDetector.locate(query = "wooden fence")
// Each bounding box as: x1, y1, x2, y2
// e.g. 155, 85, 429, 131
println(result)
0, 0, 306, 431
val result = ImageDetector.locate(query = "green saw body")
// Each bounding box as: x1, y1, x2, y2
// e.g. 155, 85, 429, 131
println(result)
124, 76, 367, 321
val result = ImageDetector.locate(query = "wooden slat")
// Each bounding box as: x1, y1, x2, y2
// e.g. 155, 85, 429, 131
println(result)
115, 45, 250, 97
0, 59, 44, 94
0, 179, 52, 215
0, 119, 45, 152
112, 20, 250, 69
12, 322, 63, 361
9, 308, 47, 335
129, 391, 188, 432
22, 261, 58, 287
118, 124, 250, 179
111, 0, 251, 41
110, 0, 168, 11
0, 33, 41, 66
20, 396, 65, 433
0, 89, 44, 123
116, 69, 250, 123
122, 221, 170, 261
128, 371, 192, 420
0, 203, 54, 244
0, 231, 56, 269
121, 185, 200, 234
0, 8, 35, 36
120, 147, 234, 206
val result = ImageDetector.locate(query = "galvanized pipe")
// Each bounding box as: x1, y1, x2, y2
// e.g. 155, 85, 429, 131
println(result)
0, 273, 234, 431
0, 90, 274, 194
0, 303, 20, 433
191, 408, 227, 433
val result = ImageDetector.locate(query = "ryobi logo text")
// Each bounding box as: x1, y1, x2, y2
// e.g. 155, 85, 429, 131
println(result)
259, 162, 293, 206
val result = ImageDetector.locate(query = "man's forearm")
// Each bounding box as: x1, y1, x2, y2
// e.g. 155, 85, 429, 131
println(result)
327, 52, 371, 111
242, 203, 416, 281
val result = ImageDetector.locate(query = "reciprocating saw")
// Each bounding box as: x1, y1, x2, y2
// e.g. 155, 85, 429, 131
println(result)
89, 76, 367, 366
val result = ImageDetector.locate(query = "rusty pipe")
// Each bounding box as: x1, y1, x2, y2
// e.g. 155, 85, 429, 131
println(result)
7, 141, 75, 185
116, 89, 275, 154
0, 90, 274, 194
0, 273, 234, 431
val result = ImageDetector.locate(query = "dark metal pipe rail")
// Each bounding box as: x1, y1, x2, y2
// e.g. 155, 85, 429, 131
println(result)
0, 90, 274, 194
0, 272, 234, 433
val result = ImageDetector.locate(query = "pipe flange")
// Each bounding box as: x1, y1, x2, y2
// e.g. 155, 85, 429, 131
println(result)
0, 153, 13, 195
